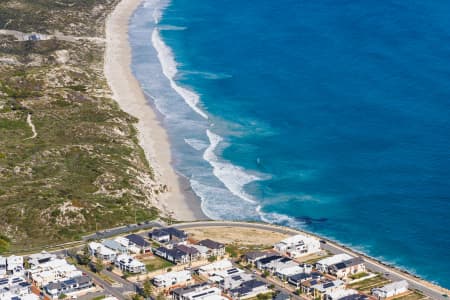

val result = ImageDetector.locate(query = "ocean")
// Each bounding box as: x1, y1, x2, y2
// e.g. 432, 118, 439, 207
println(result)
129, 0, 450, 287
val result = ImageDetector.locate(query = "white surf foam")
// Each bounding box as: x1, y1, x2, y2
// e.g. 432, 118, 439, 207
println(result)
256, 205, 306, 228
159, 25, 187, 31
151, 28, 209, 119
183, 70, 232, 80
204, 129, 261, 204
184, 138, 209, 151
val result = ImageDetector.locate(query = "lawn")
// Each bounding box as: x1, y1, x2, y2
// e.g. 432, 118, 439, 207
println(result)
143, 256, 174, 272
349, 272, 369, 280
348, 276, 391, 292
392, 292, 426, 300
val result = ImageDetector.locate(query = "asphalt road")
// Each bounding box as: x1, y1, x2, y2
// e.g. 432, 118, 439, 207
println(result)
83, 221, 162, 241
171, 221, 449, 300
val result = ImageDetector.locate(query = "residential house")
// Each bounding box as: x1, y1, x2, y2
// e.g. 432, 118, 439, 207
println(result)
329, 257, 366, 280
273, 293, 290, 300
339, 295, 369, 300
154, 247, 189, 264
274, 234, 321, 258
26, 258, 82, 287
0, 276, 37, 300
325, 288, 359, 300
190, 245, 209, 259
316, 254, 354, 273
221, 272, 255, 291
150, 228, 188, 243
88, 242, 117, 262
255, 255, 283, 271
176, 245, 201, 261
125, 234, 151, 253
275, 263, 312, 281
6, 256, 24, 276
151, 228, 171, 243
229, 279, 269, 299
153, 270, 192, 288
262, 257, 297, 275
198, 259, 233, 277
115, 237, 141, 254
372, 280, 409, 299
308, 280, 344, 300
114, 254, 146, 274
0, 257, 6, 276
197, 239, 226, 257
287, 272, 322, 288
209, 267, 244, 284
172, 283, 224, 300
243, 252, 268, 265
27, 252, 57, 268
172, 282, 210, 300
102, 239, 128, 254
44, 275, 93, 299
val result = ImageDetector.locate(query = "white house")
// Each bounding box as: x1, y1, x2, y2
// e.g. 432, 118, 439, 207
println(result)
115, 237, 141, 254
88, 242, 117, 261
316, 254, 353, 273
326, 288, 358, 300
372, 280, 408, 299
7, 256, 24, 275
310, 279, 344, 299
229, 279, 269, 299
190, 245, 209, 259
0, 276, 37, 300
114, 254, 146, 274
153, 270, 192, 288
274, 234, 321, 258
329, 257, 366, 279
0, 256, 6, 276
172, 284, 223, 300
198, 259, 233, 276
27, 258, 82, 287
197, 240, 226, 257
27, 252, 57, 268
221, 272, 255, 291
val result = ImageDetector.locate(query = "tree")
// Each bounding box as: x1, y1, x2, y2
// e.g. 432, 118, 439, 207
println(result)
58, 293, 67, 299
207, 255, 217, 263
0, 235, 10, 254
262, 270, 270, 278
95, 260, 104, 273
256, 293, 270, 300
77, 245, 91, 265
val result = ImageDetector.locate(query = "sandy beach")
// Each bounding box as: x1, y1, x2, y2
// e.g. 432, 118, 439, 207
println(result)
104, 0, 206, 221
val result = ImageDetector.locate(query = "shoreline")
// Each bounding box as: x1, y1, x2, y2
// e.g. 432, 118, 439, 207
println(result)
102, 0, 449, 294
104, 0, 207, 221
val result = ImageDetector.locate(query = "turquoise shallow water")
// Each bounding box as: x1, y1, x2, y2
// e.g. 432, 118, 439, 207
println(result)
129, 0, 450, 287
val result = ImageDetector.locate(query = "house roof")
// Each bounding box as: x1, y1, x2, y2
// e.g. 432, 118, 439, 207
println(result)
332, 257, 364, 270
198, 239, 225, 250
338, 294, 368, 300
374, 280, 408, 293
167, 227, 188, 239
257, 255, 282, 265
245, 251, 268, 260
230, 279, 266, 295
171, 248, 189, 259
151, 227, 188, 239
103, 239, 127, 252
176, 244, 199, 255
125, 234, 150, 247
151, 228, 170, 238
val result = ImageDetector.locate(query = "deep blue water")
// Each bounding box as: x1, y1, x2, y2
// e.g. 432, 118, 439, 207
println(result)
130, 0, 450, 287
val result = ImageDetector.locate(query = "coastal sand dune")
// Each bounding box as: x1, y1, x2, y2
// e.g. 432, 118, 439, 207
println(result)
104, 0, 205, 220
